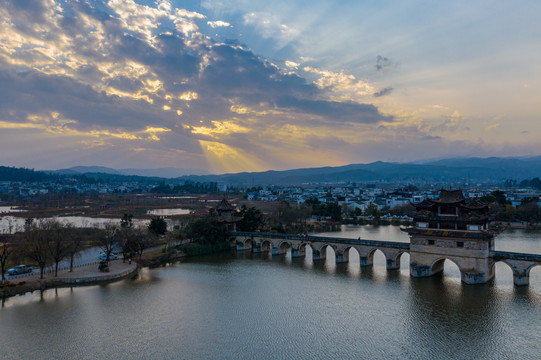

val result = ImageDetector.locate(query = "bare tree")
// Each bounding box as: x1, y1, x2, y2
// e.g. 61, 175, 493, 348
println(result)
24, 221, 50, 279
96, 223, 119, 262
0, 235, 13, 284
65, 224, 83, 272
133, 226, 152, 258
44, 220, 69, 277
118, 216, 136, 262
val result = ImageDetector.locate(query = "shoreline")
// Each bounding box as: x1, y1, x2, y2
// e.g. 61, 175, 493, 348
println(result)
0, 247, 190, 299
1, 261, 139, 299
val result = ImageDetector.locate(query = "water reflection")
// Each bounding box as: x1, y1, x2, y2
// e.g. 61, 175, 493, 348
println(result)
0, 206, 25, 213
1, 226, 541, 359
0, 215, 150, 234
302, 246, 314, 269
405, 275, 541, 359
146, 208, 191, 216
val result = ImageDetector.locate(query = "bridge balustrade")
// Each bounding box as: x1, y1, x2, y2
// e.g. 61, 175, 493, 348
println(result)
230, 231, 541, 286
231, 231, 409, 249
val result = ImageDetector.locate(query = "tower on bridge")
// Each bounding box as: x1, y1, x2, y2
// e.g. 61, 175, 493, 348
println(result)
407, 189, 497, 284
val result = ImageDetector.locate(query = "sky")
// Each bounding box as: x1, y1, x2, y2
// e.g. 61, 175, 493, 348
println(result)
0, 0, 540, 174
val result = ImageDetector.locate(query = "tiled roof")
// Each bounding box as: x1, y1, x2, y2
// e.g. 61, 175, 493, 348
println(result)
433, 189, 466, 203
216, 197, 235, 211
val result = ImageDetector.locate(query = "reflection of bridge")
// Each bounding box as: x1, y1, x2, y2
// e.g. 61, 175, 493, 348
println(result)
231, 231, 541, 286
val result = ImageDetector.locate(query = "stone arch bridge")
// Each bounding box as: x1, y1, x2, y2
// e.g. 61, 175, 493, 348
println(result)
231, 231, 541, 286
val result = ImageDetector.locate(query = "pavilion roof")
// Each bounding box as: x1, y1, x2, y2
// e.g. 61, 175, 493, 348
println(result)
431, 189, 466, 204
216, 196, 235, 212
413, 189, 488, 212
460, 198, 488, 210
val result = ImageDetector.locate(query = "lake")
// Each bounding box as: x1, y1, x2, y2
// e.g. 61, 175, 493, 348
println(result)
147, 208, 191, 216
1, 225, 540, 359
0, 216, 152, 234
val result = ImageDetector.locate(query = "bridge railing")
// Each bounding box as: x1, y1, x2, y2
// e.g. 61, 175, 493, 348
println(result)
231, 231, 410, 249
491, 250, 541, 262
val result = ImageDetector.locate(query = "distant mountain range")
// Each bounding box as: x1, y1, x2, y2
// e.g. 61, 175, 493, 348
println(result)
50, 166, 209, 178
4, 156, 540, 186
174, 156, 541, 185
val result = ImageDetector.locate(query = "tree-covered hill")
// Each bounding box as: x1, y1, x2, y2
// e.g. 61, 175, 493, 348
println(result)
0, 166, 55, 182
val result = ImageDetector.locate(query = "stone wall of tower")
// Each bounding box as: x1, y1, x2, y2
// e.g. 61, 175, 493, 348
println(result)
409, 233, 495, 284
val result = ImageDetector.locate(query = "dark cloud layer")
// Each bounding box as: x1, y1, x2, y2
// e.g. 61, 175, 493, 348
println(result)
375, 55, 391, 71
373, 87, 393, 97
0, 0, 392, 132
0, 65, 169, 130
276, 97, 391, 123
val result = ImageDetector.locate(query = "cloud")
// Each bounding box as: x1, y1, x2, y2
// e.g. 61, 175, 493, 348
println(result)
421, 135, 442, 140
375, 55, 391, 71
304, 67, 376, 97
0, 0, 396, 171
373, 87, 394, 97
207, 20, 232, 28
242, 11, 299, 44
285, 60, 299, 69
275, 97, 391, 124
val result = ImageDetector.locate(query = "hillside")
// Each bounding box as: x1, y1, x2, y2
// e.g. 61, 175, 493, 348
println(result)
176, 157, 541, 185
3, 156, 541, 186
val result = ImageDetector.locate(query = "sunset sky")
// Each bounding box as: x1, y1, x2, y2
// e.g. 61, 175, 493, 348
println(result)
1, 0, 540, 174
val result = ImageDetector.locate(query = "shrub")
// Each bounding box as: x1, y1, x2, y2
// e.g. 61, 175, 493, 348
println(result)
98, 260, 109, 272
179, 242, 230, 257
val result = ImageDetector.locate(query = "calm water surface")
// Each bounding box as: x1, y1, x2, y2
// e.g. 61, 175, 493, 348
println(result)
0, 216, 153, 234
1, 225, 540, 360
147, 208, 191, 216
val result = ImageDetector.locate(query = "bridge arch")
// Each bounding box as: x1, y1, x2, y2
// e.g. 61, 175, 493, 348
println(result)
490, 260, 514, 286
430, 257, 464, 280
298, 242, 314, 258
243, 238, 253, 250
368, 248, 386, 266
492, 260, 541, 286
530, 264, 541, 288
343, 246, 360, 263
520, 262, 539, 279
321, 244, 337, 256
279, 241, 292, 255
310, 244, 337, 262
389, 251, 409, 270
299, 242, 314, 252
261, 240, 272, 253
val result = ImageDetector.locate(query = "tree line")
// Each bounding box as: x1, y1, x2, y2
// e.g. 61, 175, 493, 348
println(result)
0, 215, 169, 283
503, 178, 541, 190
0, 166, 56, 182
480, 190, 541, 223
150, 181, 219, 194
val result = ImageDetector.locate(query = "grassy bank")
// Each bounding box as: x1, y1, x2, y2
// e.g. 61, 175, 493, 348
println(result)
177, 242, 231, 256
137, 241, 232, 267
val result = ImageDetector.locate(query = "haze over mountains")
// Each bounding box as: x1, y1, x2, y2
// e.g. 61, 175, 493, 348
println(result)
46, 156, 541, 186
52, 166, 210, 178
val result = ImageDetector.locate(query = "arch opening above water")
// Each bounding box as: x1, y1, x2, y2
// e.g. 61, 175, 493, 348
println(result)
430, 258, 463, 280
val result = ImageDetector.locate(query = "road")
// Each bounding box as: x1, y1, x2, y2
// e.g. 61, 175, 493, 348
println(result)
6, 246, 108, 280
6, 243, 169, 280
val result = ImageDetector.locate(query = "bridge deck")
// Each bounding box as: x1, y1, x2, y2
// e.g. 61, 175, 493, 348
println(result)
491, 250, 541, 262
232, 231, 410, 250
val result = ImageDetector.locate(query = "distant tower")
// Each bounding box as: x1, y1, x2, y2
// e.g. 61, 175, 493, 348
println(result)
215, 196, 239, 232
407, 188, 496, 284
